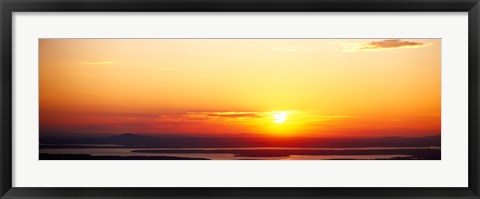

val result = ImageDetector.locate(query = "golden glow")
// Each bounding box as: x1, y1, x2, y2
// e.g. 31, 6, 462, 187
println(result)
272, 112, 288, 124
39, 39, 441, 137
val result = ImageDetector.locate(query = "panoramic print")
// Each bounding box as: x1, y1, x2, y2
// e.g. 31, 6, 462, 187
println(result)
39, 39, 441, 160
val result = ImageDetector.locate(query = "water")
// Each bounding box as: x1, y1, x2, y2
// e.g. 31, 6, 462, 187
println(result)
39, 147, 439, 160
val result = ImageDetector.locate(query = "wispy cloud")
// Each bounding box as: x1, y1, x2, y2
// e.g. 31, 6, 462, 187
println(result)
359, 39, 426, 50
336, 39, 429, 52
81, 60, 115, 65
207, 113, 261, 118
186, 111, 356, 121
188, 112, 265, 118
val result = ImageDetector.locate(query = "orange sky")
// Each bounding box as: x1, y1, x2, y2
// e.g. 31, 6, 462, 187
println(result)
39, 39, 441, 137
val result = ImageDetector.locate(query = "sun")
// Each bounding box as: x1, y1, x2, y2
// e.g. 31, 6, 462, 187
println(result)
272, 112, 288, 124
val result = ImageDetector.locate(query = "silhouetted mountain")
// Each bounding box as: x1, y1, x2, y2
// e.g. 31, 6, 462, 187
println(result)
101, 133, 154, 146
40, 133, 441, 149
40, 153, 209, 160
110, 133, 144, 139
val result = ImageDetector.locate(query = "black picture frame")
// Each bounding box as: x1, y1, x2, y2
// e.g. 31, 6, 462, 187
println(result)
1, 0, 479, 198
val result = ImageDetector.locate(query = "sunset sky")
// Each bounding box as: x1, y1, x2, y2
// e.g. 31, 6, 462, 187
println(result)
39, 39, 441, 137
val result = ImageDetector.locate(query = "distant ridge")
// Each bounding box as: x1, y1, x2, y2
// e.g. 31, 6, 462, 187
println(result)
40, 133, 441, 149
108, 133, 149, 139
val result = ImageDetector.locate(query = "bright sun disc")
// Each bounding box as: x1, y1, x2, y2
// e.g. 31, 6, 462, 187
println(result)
273, 112, 287, 124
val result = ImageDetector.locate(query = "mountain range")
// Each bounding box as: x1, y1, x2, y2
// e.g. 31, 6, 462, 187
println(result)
40, 133, 441, 148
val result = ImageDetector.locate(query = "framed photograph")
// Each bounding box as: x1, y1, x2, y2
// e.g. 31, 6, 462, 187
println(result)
1, 0, 479, 198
